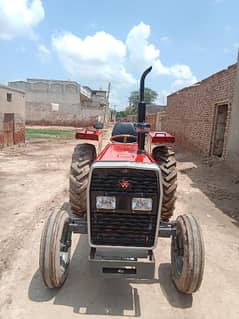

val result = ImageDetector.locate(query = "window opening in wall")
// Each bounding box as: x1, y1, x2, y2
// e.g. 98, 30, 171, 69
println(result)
7, 93, 12, 102
51, 103, 59, 111
212, 104, 228, 157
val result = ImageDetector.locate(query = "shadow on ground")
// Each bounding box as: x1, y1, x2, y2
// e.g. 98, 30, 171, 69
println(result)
28, 203, 193, 316
158, 263, 192, 308
29, 235, 141, 317
176, 148, 239, 228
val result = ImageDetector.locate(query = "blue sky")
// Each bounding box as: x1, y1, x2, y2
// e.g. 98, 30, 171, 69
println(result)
0, 0, 238, 109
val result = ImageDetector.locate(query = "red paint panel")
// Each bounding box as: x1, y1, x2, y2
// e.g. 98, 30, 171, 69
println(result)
149, 131, 175, 144
97, 143, 155, 163
75, 128, 102, 141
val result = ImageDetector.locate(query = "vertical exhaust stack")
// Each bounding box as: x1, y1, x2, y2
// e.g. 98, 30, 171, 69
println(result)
137, 66, 152, 153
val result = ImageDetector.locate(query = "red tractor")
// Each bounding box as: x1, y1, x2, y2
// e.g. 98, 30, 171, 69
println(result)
39, 67, 204, 294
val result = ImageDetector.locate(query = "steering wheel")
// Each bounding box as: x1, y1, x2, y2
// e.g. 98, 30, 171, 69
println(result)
110, 134, 137, 143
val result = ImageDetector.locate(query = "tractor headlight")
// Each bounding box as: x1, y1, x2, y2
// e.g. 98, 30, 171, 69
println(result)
96, 196, 116, 210
132, 197, 152, 211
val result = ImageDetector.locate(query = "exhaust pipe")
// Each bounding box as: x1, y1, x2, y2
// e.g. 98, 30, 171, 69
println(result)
137, 66, 152, 153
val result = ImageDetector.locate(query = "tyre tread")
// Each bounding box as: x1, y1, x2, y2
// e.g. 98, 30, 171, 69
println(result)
69, 143, 96, 216
152, 145, 177, 221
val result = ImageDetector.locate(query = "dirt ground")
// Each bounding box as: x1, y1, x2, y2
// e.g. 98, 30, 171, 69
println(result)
0, 131, 239, 319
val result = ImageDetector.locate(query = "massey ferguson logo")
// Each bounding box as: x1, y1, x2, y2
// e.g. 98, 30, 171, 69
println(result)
119, 180, 130, 189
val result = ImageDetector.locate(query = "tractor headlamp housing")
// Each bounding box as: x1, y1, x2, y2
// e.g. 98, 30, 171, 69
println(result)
96, 196, 116, 210
132, 197, 153, 212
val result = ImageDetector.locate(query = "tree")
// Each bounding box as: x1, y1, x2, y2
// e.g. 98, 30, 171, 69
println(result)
116, 110, 127, 119
127, 88, 158, 115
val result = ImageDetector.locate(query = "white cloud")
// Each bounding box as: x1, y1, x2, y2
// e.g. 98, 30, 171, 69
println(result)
0, 0, 44, 40
126, 22, 197, 90
126, 22, 160, 70
168, 64, 197, 90
52, 31, 136, 106
53, 31, 126, 63
52, 22, 196, 107
37, 44, 51, 62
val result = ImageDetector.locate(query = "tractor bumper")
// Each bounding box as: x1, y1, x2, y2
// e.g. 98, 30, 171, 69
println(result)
89, 248, 155, 279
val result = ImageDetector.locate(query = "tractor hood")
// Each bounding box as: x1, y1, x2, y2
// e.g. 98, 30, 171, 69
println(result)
96, 143, 155, 163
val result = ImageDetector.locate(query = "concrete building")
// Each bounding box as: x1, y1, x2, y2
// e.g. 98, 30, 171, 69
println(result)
162, 61, 238, 162
83, 87, 110, 124
8, 79, 109, 127
0, 85, 25, 148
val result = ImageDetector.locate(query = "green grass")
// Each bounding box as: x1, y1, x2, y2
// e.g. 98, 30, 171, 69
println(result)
26, 128, 74, 140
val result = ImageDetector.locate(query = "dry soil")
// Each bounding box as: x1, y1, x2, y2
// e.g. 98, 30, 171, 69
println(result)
0, 132, 239, 319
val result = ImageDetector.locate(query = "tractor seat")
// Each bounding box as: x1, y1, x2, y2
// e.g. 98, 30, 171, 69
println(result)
111, 122, 137, 143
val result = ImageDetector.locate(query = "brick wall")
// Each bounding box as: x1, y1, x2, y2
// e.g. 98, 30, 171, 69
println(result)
0, 85, 25, 147
0, 134, 3, 146
146, 112, 166, 131
226, 55, 239, 170
14, 113, 25, 144
0, 112, 25, 148
146, 113, 157, 130
24, 102, 105, 127
162, 64, 237, 157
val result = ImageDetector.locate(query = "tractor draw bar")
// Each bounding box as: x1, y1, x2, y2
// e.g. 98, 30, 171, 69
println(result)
137, 66, 152, 153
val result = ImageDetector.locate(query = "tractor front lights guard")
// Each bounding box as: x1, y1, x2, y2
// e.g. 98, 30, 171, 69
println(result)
68, 215, 176, 238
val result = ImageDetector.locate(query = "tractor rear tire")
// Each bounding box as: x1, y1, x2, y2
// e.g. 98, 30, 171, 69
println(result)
69, 143, 96, 216
39, 209, 72, 288
171, 214, 205, 294
152, 146, 177, 221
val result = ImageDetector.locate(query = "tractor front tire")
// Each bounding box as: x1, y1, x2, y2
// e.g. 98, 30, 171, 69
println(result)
152, 146, 177, 221
69, 143, 96, 216
171, 214, 205, 294
39, 209, 72, 288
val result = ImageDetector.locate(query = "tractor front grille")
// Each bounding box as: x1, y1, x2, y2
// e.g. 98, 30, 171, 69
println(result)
91, 212, 157, 247
91, 168, 158, 193
89, 167, 160, 248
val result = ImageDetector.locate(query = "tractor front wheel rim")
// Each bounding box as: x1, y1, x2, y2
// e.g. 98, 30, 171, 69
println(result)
59, 224, 71, 273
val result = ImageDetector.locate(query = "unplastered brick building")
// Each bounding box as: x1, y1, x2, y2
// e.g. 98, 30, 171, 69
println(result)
0, 85, 25, 148
162, 60, 239, 163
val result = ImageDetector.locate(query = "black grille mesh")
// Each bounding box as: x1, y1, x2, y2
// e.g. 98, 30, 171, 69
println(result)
90, 167, 160, 247
91, 168, 158, 193
91, 213, 157, 246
